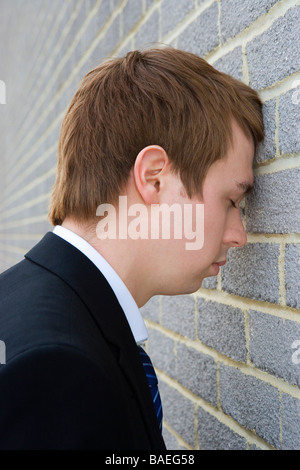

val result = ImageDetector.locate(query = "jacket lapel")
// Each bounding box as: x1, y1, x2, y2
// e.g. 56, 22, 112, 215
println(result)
25, 232, 165, 449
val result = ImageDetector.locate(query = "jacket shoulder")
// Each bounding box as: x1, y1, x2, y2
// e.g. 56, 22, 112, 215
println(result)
0, 258, 103, 364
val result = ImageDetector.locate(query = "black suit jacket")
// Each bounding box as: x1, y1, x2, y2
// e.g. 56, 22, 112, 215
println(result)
0, 232, 166, 450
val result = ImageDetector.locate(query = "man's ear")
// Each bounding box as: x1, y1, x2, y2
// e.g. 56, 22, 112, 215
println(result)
133, 145, 170, 204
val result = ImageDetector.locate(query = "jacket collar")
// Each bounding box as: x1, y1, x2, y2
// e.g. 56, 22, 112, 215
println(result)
52, 225, 148, 344
25, 232, 165, 449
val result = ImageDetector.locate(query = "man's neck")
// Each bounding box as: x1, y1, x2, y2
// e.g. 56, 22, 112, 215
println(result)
61, 218, 153, 307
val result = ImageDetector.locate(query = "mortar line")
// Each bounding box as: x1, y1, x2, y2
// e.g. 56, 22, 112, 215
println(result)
259, 72, 300, 102
246, 233, 300, 243
241, 43, 250, 85
162, 421, 193, 450
253, 154, 300, 173
195, 289, 300, 322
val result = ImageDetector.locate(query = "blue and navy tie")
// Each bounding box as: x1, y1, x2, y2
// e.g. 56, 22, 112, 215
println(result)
138, 346, 163, 433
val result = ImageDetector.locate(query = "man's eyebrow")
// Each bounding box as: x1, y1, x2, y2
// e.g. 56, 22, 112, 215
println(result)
235, 180, 254, 196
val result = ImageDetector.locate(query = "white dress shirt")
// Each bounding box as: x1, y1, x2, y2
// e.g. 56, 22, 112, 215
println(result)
53, 225, 148, 344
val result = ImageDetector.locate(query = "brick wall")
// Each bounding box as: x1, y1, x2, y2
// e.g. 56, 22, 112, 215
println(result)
0, 0, 299, 450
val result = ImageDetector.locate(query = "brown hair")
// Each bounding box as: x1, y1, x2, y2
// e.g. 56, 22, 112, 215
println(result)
49, 47, 264, 226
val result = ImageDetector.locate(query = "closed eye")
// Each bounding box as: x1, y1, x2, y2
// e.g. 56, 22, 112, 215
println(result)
230, 199, 238, 208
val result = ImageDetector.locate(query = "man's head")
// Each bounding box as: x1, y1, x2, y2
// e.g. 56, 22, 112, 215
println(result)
125, 118, 255, 298
48, 47, 264, 226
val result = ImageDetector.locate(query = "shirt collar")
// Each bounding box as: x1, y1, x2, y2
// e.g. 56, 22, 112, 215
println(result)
53, 225, 148, 344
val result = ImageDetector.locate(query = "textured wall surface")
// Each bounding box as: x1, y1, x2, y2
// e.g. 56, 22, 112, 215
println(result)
0, 0, 299, 450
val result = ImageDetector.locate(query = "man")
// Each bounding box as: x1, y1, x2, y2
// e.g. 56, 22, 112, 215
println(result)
0, 48, 264, 449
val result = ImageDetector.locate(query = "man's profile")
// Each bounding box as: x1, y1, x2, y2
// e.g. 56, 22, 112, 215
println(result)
0, 48, 264, 450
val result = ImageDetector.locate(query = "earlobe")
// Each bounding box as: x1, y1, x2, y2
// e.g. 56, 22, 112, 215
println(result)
133, 145, 169, 204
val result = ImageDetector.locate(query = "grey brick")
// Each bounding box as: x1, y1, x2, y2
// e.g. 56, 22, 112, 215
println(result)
111, 0, 122, 9
101, 14, 121, 57
197, 407, 247, 450
116, 38, 133, 58
250, 444, 263, 450
200, 275, 218, 289
159, 380, 195, 447
70, 1, 88, 37
282, 394, 300, 450
122, 0, 144, 37
161, 0, 194, 37
162, 427, 181, 450
88, 0, 99, 12
87, 0, 112, 43
220, 0, 277, 43
249, 310, 300, 386
177, 2, 219, 57
4, 171, 56, 212
221, 243, 280, 303
147, 328, 176, 378
177, 342, 218, 406
285, 244, 300, 309
247, 6, 300, 89
134, 8, 159, 50
245, 169, 300, 234
279, 87, 300, 154
255, 98, 276, 163
145, 0, 155, 10
161, 294, 195, 339
213, 46, 243, 81
220, 365, 281, 448
140, 295, 160, 323
0, 254, 22, 273
197, 298, 247, 362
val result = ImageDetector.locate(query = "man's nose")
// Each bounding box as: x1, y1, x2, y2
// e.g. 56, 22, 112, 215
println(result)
223, 211, 247, 248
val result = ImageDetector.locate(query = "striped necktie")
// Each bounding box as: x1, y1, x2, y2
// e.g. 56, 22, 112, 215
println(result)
138, 346, 163, 433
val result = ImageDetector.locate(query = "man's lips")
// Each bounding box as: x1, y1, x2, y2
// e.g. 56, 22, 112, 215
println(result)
213, 260, 227, 266
211, 259, 227, 275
